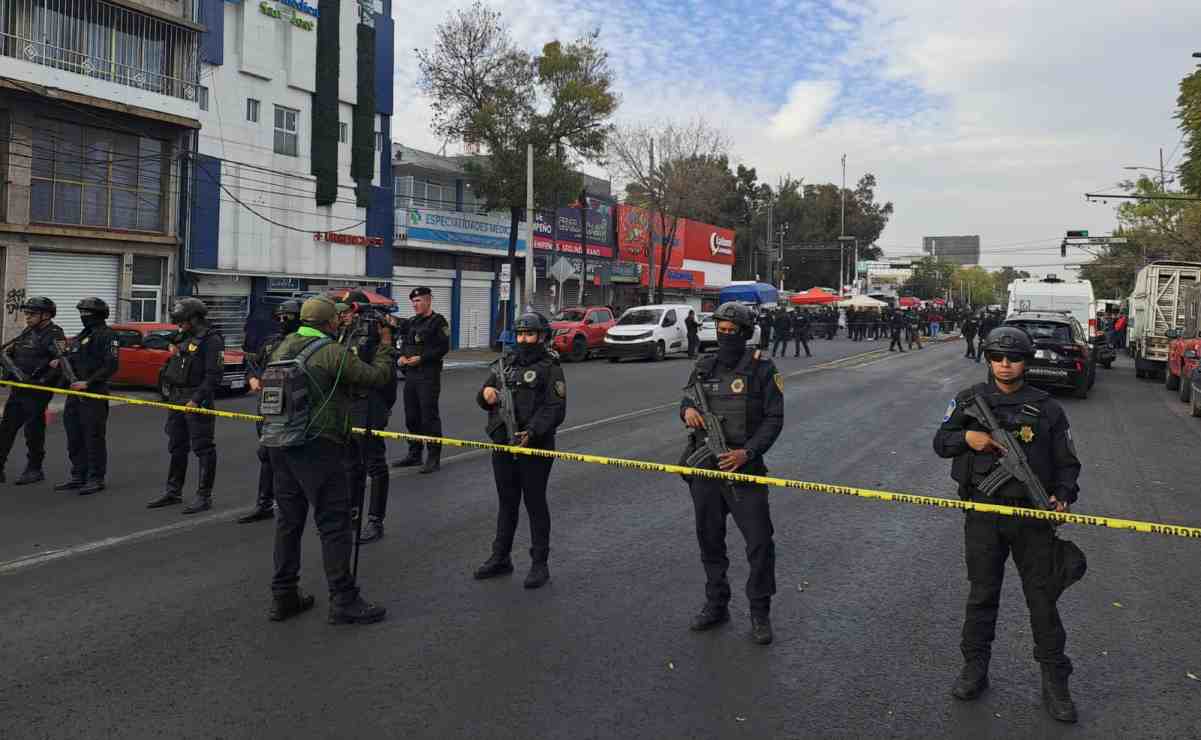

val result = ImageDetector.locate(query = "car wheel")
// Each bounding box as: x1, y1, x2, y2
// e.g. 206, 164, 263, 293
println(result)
608, 356, 620, 363
652, 341, 666, 362
569, 336, 587, 363
1166, 368, 1180, 390
1101, 360, 1113, 369
1192, 386, 1201, 417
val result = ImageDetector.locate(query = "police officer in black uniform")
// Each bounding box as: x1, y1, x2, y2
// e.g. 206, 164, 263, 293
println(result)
53, 298, 118, 495
791, 309, 812, 358
147, 298, 224, 514
771, 308, 791, 358
681, 301, 784, 645
392, 287, 450, 474
934, 326, 1082, 723
238, 299, 302, 523
888, 309, 907, 352
975, 313, 998, 364
473, 312, 567, 589
339, 291, 398, 545
962, 315, 979, 359
0, 296, 67, 484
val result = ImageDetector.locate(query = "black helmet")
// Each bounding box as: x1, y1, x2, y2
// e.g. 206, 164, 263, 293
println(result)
981, 326, 1034, 357
169, 297, 208, 324
712, 302, 755, 338
20, 296, 56, 317
76, 297, 110, 319
514, 311, 550, 339
274, 299, 302, 318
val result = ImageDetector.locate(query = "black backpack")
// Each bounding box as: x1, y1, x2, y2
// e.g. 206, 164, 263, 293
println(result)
258, 337, 333, 448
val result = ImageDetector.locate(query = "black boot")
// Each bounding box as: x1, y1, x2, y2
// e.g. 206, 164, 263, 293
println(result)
750, 614, 773, 645
358, 516, 384, 544
689, 603, 730, 631
524, 548, 550, 589
268, 589, 316, 622
146, 491, 182, 508
182, 495, 212, 514
419, 447, 441, 474
474, 552, 514, 579
1041, 665, 1078, 723
328, 593, 387, 625
237, 505, 274, 523
951, 660, 990, 700
392, 448, 423, 468
54, 477, 87, 491
14, 468, 44, 485
184, 453, 216, 514
78, 480, 106, 496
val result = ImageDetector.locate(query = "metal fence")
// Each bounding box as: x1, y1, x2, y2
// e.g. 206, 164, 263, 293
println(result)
0, 0, 200, 101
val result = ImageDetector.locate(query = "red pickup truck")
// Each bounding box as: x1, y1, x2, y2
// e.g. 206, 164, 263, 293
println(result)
1165, 327, 1201, 403
549, 306, 616, 362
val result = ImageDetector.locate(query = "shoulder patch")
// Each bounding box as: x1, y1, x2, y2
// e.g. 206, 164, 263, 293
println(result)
943, 398, 957, 422
554, 379, 567, 398
773, 373, 784, 393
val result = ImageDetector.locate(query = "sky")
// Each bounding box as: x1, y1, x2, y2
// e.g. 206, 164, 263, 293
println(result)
390, 0, 1201, 275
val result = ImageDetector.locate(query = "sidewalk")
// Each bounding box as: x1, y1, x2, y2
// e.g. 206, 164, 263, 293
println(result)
443, 347, 500, 370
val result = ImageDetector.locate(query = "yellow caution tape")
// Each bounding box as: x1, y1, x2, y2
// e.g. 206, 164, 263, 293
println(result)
2, 378, 1197, 539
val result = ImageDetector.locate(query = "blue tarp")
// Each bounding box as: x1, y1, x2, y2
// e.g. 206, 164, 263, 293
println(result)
719, 282, 779, 305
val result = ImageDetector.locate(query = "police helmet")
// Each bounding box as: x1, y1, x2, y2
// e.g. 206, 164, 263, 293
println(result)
981, 326, 1034, 358
169, 297, 208, 324
20, 296, 56, 317
76, 297, 110, 319
712, 302, 756, 339
274, 299, 303, 318
514, 311, 550, 340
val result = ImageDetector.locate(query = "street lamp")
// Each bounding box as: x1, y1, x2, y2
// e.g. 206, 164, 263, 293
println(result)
837, 235, 856, 296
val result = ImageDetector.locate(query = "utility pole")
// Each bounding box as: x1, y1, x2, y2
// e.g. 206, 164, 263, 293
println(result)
765, 202, 773, 284
646, 139, 655, 304
524, 143, 535, 311
579, 186, 589, 305
839, 153, 846, 295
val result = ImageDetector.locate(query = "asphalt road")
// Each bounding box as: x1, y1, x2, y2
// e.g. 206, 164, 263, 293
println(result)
2, 335, 1199, 739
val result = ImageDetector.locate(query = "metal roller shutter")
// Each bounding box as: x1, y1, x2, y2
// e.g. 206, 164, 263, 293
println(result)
193, 295, 250, 349
459, 281, 492, 349
394, 282, 453, 321
27, 251, 120, 337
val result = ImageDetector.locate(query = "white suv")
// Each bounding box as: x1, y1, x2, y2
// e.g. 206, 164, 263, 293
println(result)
604, 304, 693, 362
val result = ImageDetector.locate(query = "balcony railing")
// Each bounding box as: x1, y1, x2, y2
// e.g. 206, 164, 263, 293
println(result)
0, 0, 200, 101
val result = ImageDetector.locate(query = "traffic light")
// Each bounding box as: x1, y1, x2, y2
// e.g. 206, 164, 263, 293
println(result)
1066, 230, 1088, 238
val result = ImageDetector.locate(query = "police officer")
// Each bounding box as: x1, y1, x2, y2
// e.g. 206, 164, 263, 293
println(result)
681, 302, 784, 645
339, 291, 398, 545
260, 296, 395, 625
0, 296, 67, 484
392, 287, 450, 474
976, 313, 998, 364
791, 309, 812, 358
757, 309, 772, 351
473, 312, 567, 589
53, 298, 118, 495
933, 326, 1082, 723
238, 299, 302, 523
888, 309, 907, 352
146, 298, 223, 514
962, 314, 979, 359
771, 308, 791, 358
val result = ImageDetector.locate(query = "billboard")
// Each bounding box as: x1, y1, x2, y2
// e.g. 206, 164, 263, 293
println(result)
616, 205, 683, 269
922, 235, 980, 266
682, 220, 736, 266
400, 207, 525, 253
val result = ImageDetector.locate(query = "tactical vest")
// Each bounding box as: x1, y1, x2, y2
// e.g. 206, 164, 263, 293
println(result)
969, 397, 1043, 499
162, 331, 222, 387
258, 337, 332, 448
696, 351, 759, 447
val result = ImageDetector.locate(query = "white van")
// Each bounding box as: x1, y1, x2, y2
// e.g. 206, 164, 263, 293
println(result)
1007, 276, 1098, 336
604, 304, 692, 362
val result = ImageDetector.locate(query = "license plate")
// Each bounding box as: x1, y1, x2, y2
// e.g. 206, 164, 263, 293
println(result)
230, 378, 245, 389
1034, 349, 1056, 360
1028, 367, 1068, 378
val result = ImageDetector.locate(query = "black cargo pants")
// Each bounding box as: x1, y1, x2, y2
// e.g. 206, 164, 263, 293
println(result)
0, 387, 52, 472
403, 373, 442, 457
490, 450, 553, 556
64, 393, 109, 482
690, 477, 777, 617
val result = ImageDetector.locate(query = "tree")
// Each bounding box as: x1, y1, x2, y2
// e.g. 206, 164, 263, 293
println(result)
417, 3, 617, 323
950, 266, 998, 309
901, 257, 955, 299
608, 119, 729, 301
1176, 69, 1201, 195
990, 266, 1031, 306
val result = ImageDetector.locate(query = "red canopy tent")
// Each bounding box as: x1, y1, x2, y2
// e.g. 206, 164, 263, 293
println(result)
898, 296, 920, 308
790, 288, 842, 305
930, 298, 947, 306
325, 288, 397, 308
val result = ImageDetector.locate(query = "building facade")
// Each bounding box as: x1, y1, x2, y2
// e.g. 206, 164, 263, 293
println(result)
188, 0, 394, 347
922, 235, 980, 266
0, 0, 202, 338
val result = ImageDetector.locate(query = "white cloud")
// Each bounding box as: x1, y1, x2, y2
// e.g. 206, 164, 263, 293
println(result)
768, 81, 841, 140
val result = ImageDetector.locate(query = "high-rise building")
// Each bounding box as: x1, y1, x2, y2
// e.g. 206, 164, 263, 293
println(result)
923, 235, 980, 266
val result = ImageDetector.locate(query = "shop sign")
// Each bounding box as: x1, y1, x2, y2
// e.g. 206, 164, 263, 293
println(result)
268, 277, 300, 292
610, 261, 642, 284
259, 1, 315, 30
314, 231, 384, 247
682, 220, 736, 266
404, 207, 526, 253
533, 238, 614, 259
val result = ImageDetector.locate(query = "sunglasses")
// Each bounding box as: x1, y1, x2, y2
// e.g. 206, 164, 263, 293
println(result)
985, 351, 1026, 364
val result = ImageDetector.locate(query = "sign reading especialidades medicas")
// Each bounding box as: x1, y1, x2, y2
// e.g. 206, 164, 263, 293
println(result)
399, 207, 527, 254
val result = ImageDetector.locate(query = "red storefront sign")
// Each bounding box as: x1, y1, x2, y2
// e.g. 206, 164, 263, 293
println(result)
682, 220, 736, 265
314, 231, 385, 247
533, 236, 614, 258
616, 205, 683, 268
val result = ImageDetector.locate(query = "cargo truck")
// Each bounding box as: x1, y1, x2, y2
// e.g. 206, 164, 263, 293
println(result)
1128, 261, 1201, 379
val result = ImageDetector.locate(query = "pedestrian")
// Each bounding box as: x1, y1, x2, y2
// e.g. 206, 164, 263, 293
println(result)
888, 310, 906, 352
962, 315, 979, 359
772, 309, 791, 358
757, 310, 772, 351
907, 311, 924, 350
680, 301, 784, 645
0, 296, 67, 485
1114, 313, 1127, 350
239, 299, 302, 523
933, 326, 1082, 723
258, 296, 396, 625
146, 298, 223, 514
685, 309, 700, 358
792, 310, 812, 358
54, 298, 118, 495
976, 314, 998, 364
473, 312, 567, 588
340, 292, 399, 545
392, 287, 450, 474
931, 311, 943, 338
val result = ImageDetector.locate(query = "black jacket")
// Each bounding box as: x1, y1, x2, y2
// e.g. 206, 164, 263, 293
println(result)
933, 382, 1081, 504
477, 347, 567, 448
67, 323, 119, 389
400, 312, 450, 378
162, 326, 224, 403
7, 322, 67, 381
680, 348, 785, 472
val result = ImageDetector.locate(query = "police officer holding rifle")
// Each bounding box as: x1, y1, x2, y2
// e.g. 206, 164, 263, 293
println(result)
934, 326, 1085, 723
53, 298, 118, 495
679, 301, 784, 645
0, 296, 68, 485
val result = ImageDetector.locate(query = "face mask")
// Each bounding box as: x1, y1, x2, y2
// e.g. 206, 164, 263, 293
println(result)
716, 332, 745, 366
516, 342, 542, 361
80, 313, 104, 328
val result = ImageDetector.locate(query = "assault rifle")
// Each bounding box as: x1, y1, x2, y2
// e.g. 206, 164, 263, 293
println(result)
0, 327, 33, 382
964, 395, 1054, 511
49, 339, 79, 386
683, 378, 731, 471
492, 353, 522, 445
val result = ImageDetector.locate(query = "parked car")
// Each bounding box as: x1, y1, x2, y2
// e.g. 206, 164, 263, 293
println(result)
696, 309, 761, 352
1001, 312, 1097, 399
1164, 284, 1201, 401
110, 323, 248, 399
604, 304, 692, 362
549, 306, 616, 362
1189, 367, 1201, 418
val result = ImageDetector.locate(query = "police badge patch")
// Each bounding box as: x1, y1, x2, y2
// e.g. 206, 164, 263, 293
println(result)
523, 369, 537, 384
730, 378, 745, 393
943, 398, 957, 422
1019, 425, 1035, 443
554, 380, 566, 398
442, 324, 451, 337
773, 373, 784, 393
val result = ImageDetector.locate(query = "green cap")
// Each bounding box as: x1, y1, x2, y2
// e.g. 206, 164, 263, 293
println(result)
300, 296, 338, 324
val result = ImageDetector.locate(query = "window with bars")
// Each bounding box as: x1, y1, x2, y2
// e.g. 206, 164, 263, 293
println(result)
273, 105, 298, 156
29, 119, 166, 232
393, 175, 454, 210
246, 98, 260, 123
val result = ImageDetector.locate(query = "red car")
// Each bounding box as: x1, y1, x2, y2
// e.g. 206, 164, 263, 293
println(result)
550, 306, 616, 361
109, 323, 248, 398
1165, 327, 1201, 402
